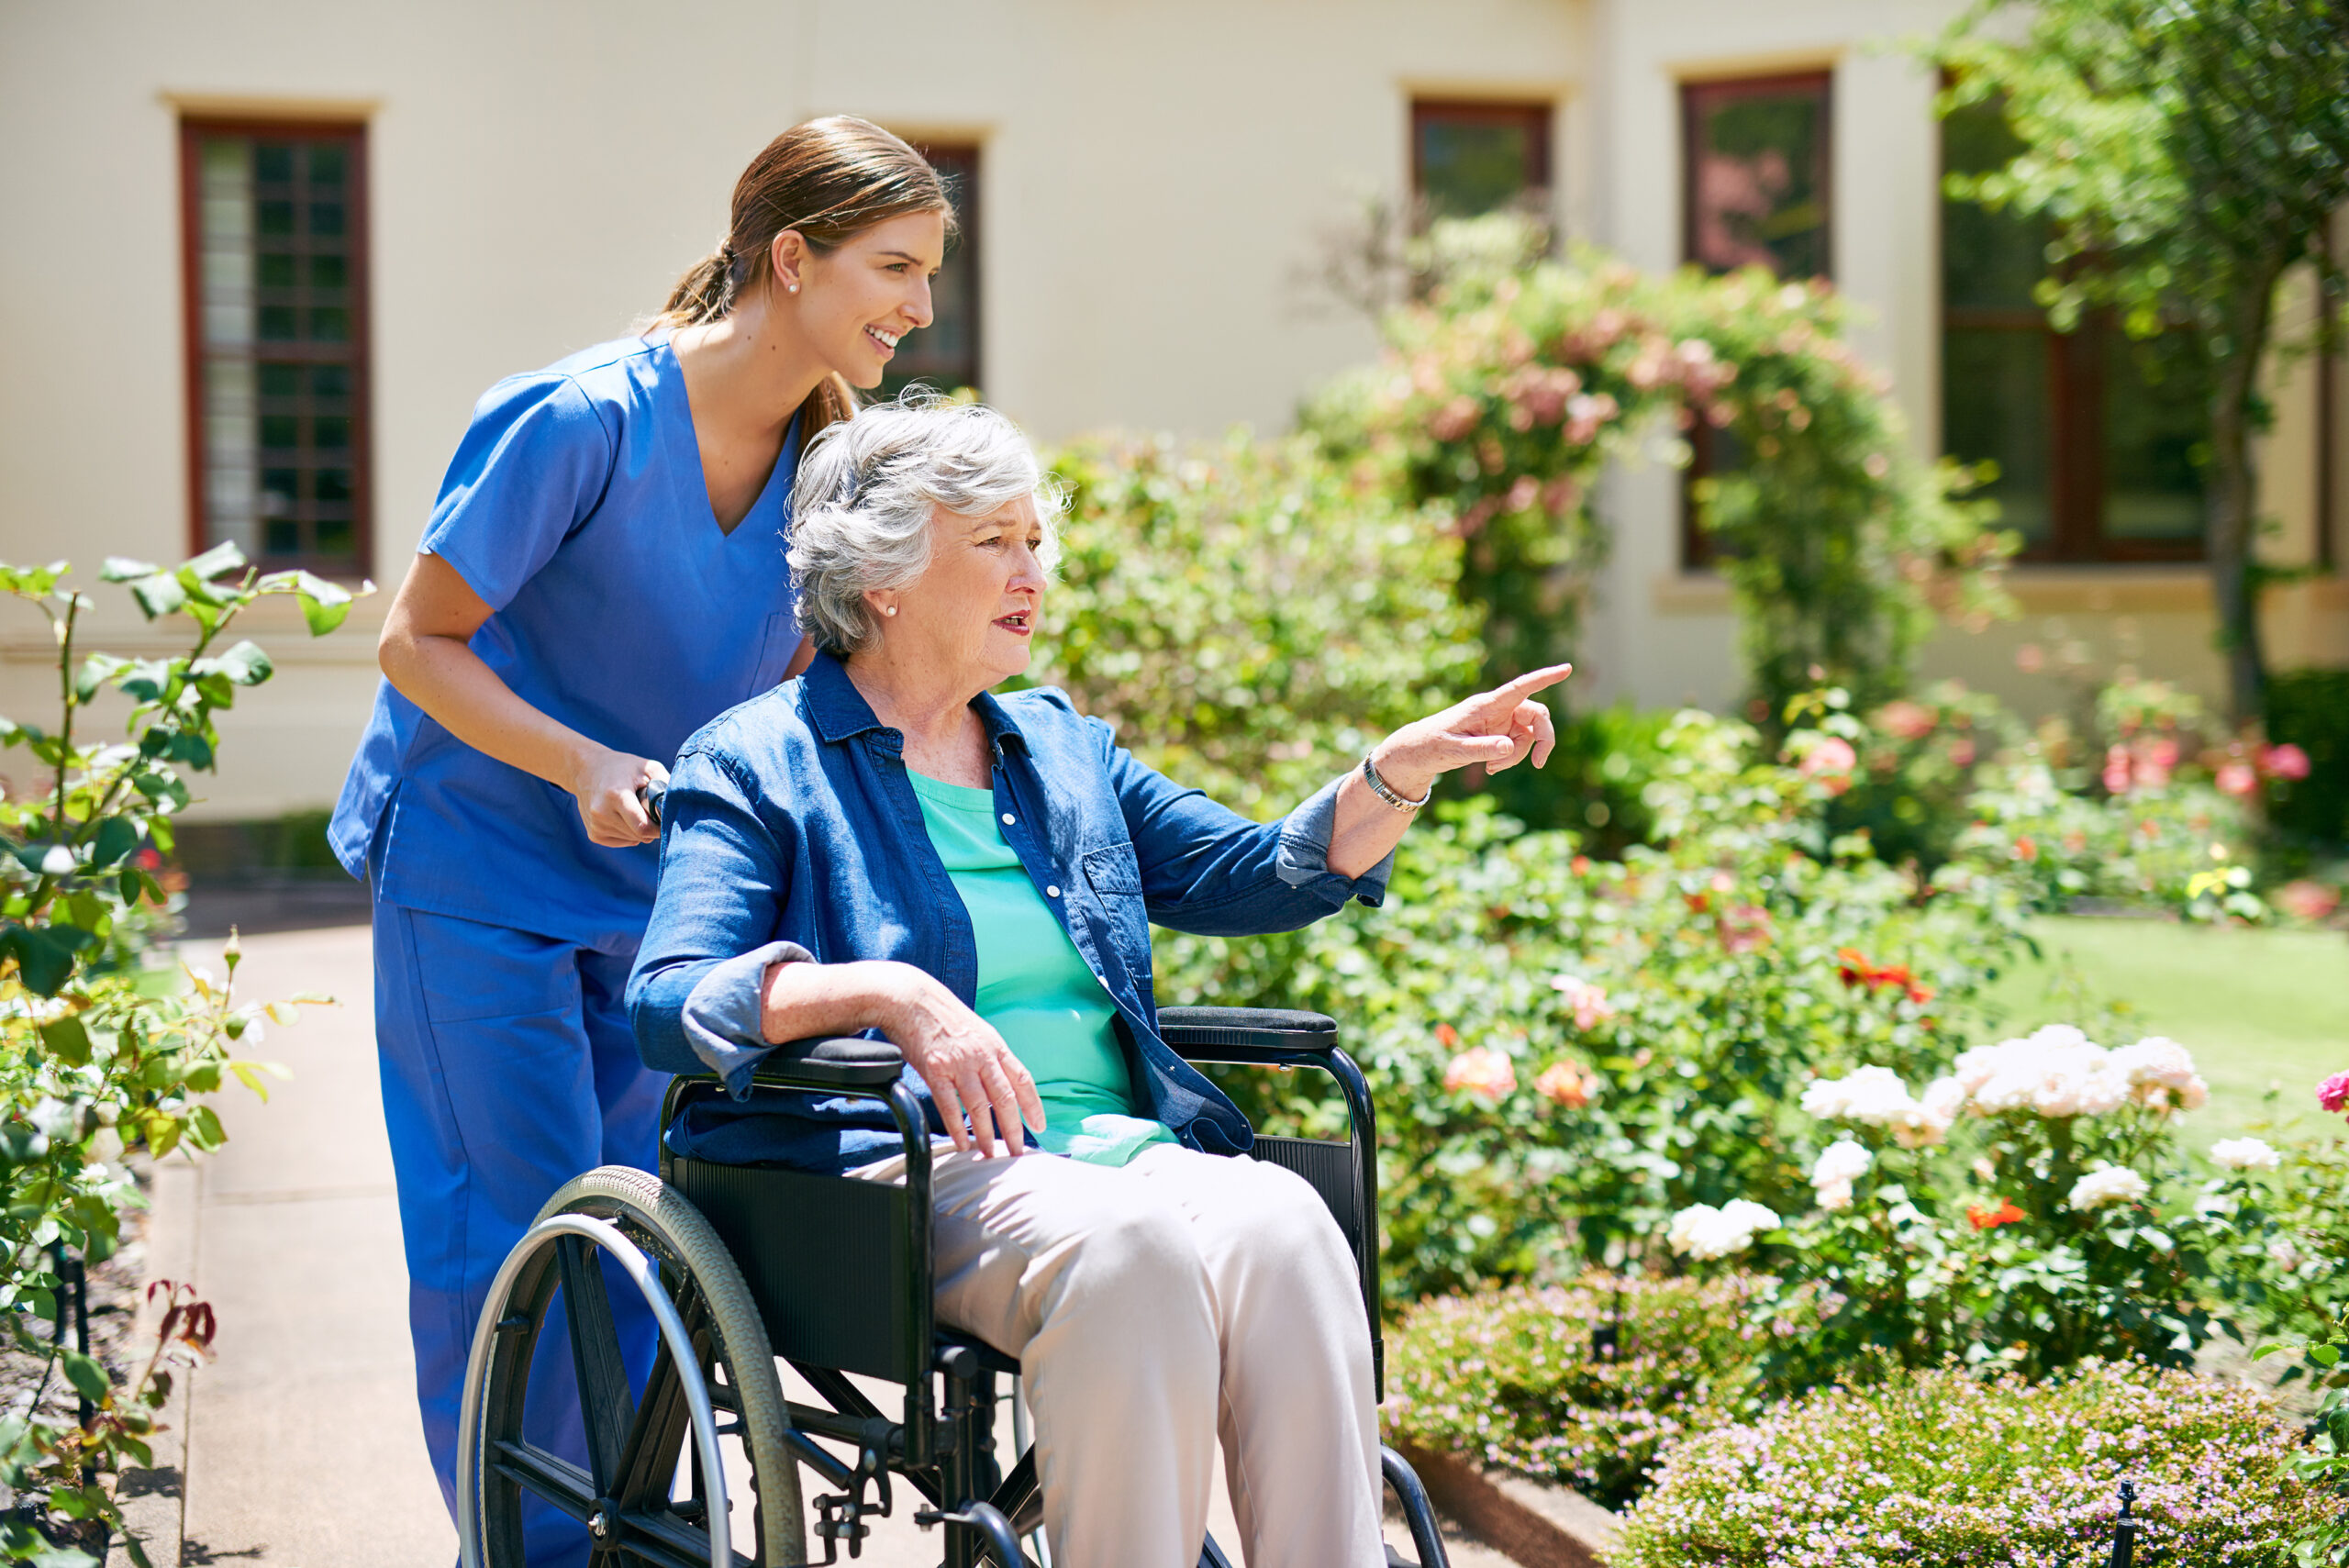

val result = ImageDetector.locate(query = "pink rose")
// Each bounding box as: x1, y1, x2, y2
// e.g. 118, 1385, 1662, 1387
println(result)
2103, 745, 2133, 795
1442, 1046, 1518, 1101
1534, 1061, 1595, 1109
2264, 743, 2312, 782
1551, 975, 1617, 1031
1796, 736, 1857, 795
2276, 880, 2342, 922
2319, 1071, 2349, 1115
1877, 701, 1935, 742
2216, 762, 2258, 799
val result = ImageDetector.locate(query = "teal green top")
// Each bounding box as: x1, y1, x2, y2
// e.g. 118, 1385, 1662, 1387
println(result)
907, 771, 1177, 1167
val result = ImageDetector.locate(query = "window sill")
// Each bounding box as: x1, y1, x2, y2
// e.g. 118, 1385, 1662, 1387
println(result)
2002, 565, 2210, 614
1653, 572, 1731, 615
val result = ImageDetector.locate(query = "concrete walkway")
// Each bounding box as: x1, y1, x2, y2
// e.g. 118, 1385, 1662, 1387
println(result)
125, 924, 1506, 1568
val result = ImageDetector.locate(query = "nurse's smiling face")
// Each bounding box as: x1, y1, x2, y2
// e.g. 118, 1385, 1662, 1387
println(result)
874, 496, 1047, 695
785, 209, 947, 390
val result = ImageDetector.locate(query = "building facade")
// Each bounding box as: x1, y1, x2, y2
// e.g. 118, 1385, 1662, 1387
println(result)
1, 0, 2341, 819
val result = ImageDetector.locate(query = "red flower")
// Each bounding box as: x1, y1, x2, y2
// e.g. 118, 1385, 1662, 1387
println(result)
1966, 1198, 2025, 1231
1435, 1023, 1460, 1051
1836, 947, 1872, 988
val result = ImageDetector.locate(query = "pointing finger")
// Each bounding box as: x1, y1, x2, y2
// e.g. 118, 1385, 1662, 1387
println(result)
1495, 663, 1575, 704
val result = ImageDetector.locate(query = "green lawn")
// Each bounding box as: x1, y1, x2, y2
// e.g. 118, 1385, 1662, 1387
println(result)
1979, 916, 2349, 1143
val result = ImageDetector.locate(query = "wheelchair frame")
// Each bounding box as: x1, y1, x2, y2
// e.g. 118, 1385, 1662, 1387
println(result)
460, 1006, 1451, 1568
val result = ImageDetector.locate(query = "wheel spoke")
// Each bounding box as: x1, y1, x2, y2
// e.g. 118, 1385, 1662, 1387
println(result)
614, 1279, 705, 1511
557, 1233, 639, 1494
490, 1438, 598, 1519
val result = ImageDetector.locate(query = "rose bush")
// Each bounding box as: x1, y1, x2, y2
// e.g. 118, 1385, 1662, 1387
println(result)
0, 549, 353, 1564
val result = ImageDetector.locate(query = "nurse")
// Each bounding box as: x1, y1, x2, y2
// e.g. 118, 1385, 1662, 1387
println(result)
327, 116, 953, 1562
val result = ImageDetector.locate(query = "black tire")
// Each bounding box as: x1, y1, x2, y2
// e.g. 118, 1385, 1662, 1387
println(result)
467, 1165, 805, 1566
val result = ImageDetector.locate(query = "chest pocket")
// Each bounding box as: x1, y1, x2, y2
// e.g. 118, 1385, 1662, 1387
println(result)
1081, 842, 1150, 968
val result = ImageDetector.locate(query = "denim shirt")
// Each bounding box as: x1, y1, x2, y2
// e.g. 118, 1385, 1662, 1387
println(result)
627, 652, 1394, 1174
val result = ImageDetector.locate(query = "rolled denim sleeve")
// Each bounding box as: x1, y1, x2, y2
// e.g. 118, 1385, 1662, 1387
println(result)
1091, 711, 1391, 933
1274, 773, 1394, 908
629, 747, 803, 1094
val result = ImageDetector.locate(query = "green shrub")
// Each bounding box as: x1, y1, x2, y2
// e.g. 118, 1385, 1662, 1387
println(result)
1382, 1272, 1802, 1510
1030, 429, 1483, 818
2267, 667, 2349, 850
1614, 1361, 2344, 1566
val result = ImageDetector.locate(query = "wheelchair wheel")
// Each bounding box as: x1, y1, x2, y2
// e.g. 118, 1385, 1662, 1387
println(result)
458, 1166, 805, 1567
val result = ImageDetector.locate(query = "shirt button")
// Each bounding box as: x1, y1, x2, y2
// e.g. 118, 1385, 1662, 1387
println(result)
1001, 813, 1016, 826
1045, 885, 1061, 898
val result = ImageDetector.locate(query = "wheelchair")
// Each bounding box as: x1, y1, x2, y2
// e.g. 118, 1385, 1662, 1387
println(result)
454, 1006, 1453, 1568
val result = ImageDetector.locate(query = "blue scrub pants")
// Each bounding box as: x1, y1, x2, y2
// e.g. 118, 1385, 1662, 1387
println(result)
372, 897, 666, 1568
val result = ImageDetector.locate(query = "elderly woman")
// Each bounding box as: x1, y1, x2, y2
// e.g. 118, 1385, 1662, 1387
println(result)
628, 398, 1569, 1568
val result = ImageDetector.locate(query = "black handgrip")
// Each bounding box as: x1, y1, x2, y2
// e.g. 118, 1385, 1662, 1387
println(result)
748, 1034, 907, 1091
636, 773, 668, 828
1158, 1006, 1339, 1055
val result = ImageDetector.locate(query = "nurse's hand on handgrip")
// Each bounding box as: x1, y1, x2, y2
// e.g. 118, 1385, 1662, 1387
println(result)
570, 747, 666, 848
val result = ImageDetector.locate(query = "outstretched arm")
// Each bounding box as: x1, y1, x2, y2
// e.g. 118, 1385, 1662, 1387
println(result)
1325, 663, 1573, 878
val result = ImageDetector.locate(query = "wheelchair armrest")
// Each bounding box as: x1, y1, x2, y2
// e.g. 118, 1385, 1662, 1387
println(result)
1158, 1006, 1338, 1063
746, 1035, 907, 1092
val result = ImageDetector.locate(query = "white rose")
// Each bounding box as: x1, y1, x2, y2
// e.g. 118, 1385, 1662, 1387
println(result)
2210, 1137, 2281, 1173
1812, 1140, 1874, 1189
2066, 1165, 2151, 1211
1816, 1178, 1854, 1211
2110, 1036, 2199, 1091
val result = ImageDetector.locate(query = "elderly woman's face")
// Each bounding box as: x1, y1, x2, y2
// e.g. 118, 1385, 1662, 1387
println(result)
883, 496, 1047, 689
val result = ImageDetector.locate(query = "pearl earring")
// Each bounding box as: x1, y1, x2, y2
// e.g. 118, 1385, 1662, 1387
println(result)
787, 282, 799, 294
885, 606, 896, 616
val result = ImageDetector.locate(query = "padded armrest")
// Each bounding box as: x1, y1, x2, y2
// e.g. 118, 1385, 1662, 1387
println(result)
747, 1035, 907, 1092
1158, 1006, 1339, 1057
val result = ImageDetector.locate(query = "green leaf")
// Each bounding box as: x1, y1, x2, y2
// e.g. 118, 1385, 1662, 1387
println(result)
100, 557, 161, 582
2, 924, 95, 995
39, 1016, 92, 1067
60, 1347, 109, 1405
125, 573, 186, 620
293, 571, 354, 636
2314, 1343, 2341, 1367
181, 541, 245, 582
88, 815, 139, 869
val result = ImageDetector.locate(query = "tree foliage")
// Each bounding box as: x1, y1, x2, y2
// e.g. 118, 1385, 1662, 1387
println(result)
1934, 0, 2349, 720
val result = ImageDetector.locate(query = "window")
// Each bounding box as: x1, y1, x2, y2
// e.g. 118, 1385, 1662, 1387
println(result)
1680, 72, 1832, 567
1410, 100, 1552, 221
1683, 73, 1831, 280
881, 142, 981, 398
181, 120, 371, 576
1941, 99, 2209, 561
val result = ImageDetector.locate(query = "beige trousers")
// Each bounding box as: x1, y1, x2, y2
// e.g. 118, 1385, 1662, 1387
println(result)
847, 1140, 1386, 1568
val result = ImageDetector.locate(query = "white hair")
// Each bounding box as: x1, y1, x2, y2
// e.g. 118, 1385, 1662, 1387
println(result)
786, 393, 1065, 655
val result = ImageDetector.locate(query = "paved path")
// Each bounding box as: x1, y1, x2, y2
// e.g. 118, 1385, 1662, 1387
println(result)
133, 925, 1508, 1568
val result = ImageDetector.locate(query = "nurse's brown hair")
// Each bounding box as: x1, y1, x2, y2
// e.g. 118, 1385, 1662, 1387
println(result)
660, 117, 955, 433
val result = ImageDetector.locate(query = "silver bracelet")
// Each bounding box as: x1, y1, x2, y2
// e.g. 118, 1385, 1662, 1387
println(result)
1362, 752, 1431, 812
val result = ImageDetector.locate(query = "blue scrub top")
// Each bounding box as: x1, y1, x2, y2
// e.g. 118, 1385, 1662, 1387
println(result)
329, 334, 806, 949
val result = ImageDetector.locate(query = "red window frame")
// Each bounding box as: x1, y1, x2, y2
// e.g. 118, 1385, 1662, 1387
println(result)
1409, 99, 1554, 219
178, 117, 373, 578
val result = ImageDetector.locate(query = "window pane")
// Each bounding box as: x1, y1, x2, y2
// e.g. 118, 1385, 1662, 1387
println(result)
186, 125, 366, 571
1419, 116, 1540, 220
1686, 77, 1831, 279
1944, 328, 2055, 549
2103, 331, 2210, 543
881, 144, 981, 399
1942, 101, 2043, 310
